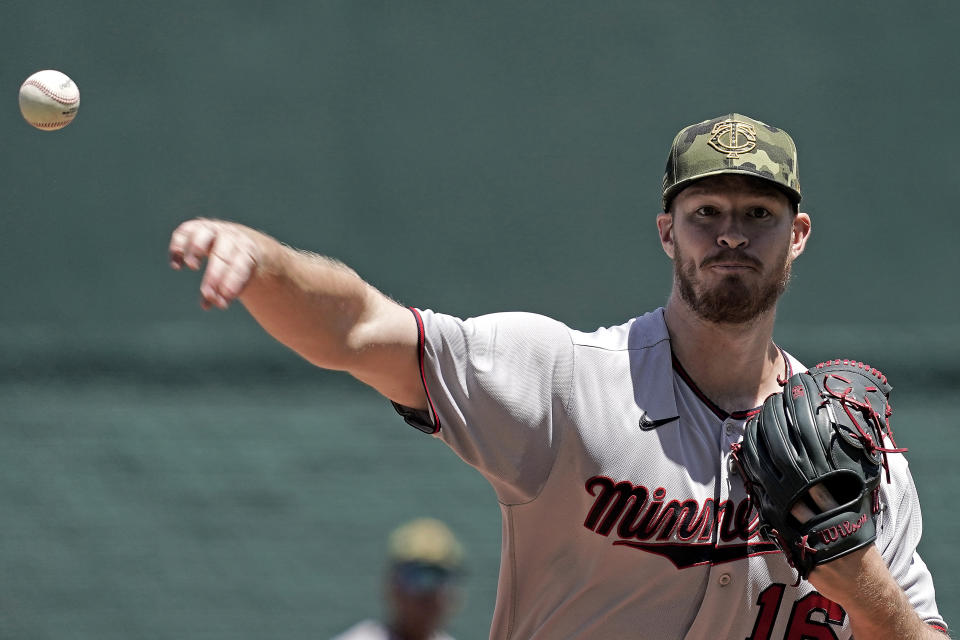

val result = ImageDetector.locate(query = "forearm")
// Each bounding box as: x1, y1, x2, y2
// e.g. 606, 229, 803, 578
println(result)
810, 547, 947, 639
170, 219, 424, 407
238, 231, 387, 369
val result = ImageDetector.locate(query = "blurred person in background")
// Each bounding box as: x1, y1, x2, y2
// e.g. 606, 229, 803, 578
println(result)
332, 518, 464, 640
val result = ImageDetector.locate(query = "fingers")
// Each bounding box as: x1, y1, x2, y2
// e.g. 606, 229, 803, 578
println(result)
808, 483, 840, 511
169, 219, 217, 271
169, 219, 259, 310
790, 501, 817, 524
790, 483, 841, 524
201, 242, 257, 309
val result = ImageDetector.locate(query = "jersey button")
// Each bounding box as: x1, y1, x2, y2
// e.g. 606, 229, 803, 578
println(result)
718, 573, 731, 586
725, 423, 736, 436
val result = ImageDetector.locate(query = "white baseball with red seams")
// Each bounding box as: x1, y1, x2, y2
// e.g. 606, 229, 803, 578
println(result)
19, 70, 80, 131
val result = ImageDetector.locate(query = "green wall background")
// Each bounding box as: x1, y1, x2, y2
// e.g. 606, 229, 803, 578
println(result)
2, 2, 958, 637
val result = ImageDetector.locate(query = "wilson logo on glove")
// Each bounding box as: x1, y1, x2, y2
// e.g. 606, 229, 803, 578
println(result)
814, 512, 868, 544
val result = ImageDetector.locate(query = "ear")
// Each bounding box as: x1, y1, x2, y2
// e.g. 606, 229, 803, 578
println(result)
790, 212, 812, 259
656, 213, 675, 259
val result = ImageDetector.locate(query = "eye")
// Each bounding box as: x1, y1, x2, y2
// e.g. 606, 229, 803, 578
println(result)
695, 206, 719, 217
747, 207, 772, 219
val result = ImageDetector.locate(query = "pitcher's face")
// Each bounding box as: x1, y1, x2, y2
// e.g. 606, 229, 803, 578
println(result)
658, 175, 810, 324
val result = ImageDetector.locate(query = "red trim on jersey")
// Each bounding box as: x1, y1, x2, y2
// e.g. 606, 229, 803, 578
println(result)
777, 345, 793, 380
671, 351, 729, 420
672, 347, 791, 421
410, 307, 442, 434
732, 407, 763, 420
928, 622, 948, 633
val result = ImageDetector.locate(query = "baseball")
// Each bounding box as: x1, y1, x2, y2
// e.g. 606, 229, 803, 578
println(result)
19, 70, 80, 131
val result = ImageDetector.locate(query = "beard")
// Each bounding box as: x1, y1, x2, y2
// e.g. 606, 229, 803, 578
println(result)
674, 242, 792, 325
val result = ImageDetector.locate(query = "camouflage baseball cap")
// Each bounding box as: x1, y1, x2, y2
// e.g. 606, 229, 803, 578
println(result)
661, 113, 801, 211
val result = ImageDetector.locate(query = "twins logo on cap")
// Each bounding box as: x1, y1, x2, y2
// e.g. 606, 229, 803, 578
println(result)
707, 119, 758, 159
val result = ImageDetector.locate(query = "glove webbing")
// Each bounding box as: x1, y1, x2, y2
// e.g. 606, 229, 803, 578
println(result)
819, 372, 907, 483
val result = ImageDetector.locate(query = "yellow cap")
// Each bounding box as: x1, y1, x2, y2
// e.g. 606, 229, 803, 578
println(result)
388, 518, 464, 571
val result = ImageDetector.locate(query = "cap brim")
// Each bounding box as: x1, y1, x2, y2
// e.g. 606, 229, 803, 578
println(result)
662, 168, 802, 211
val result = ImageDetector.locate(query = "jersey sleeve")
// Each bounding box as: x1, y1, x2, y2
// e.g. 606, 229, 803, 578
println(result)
393, 308, 574, 505
875, 452, 948, 633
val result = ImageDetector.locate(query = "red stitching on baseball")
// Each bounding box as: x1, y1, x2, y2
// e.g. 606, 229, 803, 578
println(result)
23, 79, 79, 105
30, 121, 73, 128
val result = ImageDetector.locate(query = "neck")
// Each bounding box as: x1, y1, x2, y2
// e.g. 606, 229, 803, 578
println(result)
664, 295, 785, 413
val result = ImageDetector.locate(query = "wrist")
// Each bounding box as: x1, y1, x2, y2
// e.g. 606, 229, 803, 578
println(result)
809, 546, 938, 638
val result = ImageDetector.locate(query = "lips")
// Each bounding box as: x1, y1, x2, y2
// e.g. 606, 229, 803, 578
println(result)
700, 252, 761, 270
708, 262, 756, 270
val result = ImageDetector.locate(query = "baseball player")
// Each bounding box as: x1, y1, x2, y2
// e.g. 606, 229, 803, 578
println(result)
332, 518, 464, 640
168, 114, 948, 639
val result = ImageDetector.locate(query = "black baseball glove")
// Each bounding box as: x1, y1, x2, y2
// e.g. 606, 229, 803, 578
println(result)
730, 360, 906, 581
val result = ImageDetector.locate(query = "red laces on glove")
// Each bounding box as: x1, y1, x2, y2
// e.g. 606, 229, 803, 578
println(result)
819, 373, 907, 483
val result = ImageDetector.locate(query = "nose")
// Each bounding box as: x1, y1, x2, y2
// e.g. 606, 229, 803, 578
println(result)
717, 217, 748, 249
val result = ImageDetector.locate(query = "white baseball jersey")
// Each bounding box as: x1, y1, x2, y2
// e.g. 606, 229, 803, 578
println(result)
331, 619, 455, 640
393, 307, 947, 639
